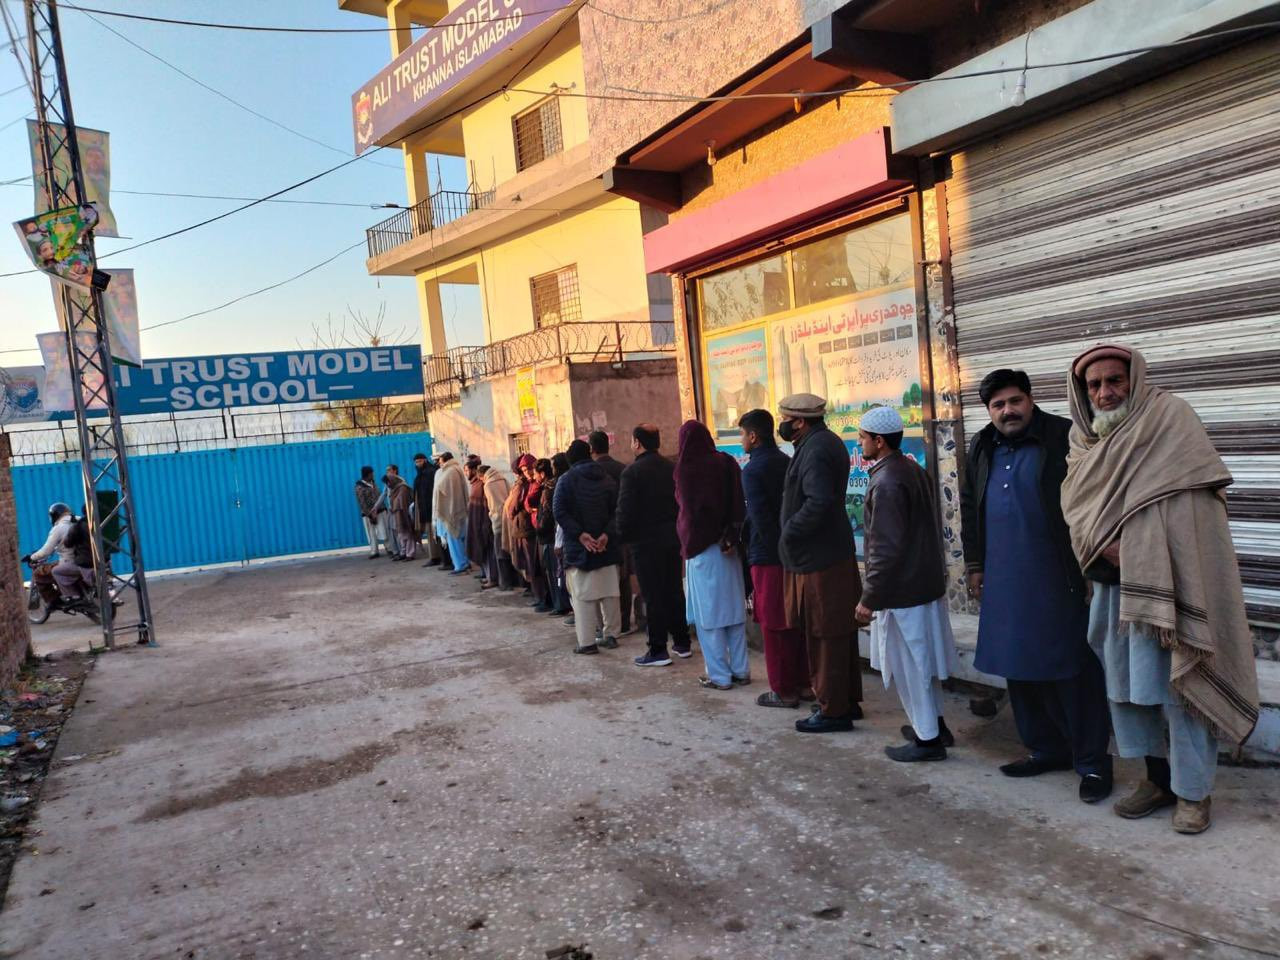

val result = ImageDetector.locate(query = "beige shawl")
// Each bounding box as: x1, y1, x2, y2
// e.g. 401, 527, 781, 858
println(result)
483, 470, 512, 547
431, 460, 469, 538
1061, 345, 1258, 745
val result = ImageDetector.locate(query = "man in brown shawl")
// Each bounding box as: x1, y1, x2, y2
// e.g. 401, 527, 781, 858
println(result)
1062, 343, 1259, 835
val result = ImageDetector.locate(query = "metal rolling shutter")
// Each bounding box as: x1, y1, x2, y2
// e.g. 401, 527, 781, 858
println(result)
946, 36, 1280, 626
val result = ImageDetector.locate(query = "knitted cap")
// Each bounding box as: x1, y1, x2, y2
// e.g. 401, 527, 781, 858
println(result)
859, 405, 904, 435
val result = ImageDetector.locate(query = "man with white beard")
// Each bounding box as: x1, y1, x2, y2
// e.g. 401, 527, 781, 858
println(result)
1062, 344, 1259, 834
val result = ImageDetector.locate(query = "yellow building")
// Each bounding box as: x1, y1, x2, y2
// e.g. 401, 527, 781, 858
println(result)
342, 0, 680, 463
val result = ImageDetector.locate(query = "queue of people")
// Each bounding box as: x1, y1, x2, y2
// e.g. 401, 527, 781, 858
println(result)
351, 342, 1260, 834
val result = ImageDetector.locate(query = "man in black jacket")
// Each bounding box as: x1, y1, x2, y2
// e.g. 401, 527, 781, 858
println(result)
412, 453, 442, 566
856, 405, 957, 762
554, 439, 622, 655
590, 429, 634, 635
961, 368, 1111, 802
617, 423, 689, 667
778, 393, 864, 733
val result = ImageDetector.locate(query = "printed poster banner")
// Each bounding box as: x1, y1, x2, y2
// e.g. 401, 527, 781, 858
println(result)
13, 204, 98, 289
352, 0, 576, 154
0, 365, 49, 425
27, 120, 119, 238
704, 327, 769, 440
770, 283, 925, 443
516, 366, 538, 429
37, 330, 107, 412
54, 268, 142, 367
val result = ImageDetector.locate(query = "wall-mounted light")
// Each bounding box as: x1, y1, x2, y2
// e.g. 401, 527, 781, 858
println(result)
792, 89, 803, 114
705, 139, 717, 166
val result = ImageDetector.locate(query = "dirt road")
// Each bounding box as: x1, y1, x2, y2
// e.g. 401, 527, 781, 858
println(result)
2, 555, 1277, 959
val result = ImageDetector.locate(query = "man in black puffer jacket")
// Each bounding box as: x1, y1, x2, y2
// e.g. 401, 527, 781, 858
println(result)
553, 439, 621, 654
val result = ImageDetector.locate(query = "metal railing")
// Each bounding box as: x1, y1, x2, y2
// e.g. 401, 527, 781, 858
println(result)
424, 320, 676, 410
366, 187, 497, 258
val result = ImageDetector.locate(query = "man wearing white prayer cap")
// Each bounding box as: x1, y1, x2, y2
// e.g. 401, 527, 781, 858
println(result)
855, 405, 959, 761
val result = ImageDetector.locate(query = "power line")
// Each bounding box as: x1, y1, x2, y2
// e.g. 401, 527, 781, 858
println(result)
0, 110, 30, 131
0, 178, 387, 206
11, 0, 568, 33
1, 81, 27, 96
141, 242, 367, 332
78, 9, 403, 171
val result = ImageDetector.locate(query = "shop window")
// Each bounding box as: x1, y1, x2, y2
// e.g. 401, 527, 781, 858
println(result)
696, 254, 789, 334
530, 265, 581, 328
513, 96, 564, 172
791, 216, 914, 309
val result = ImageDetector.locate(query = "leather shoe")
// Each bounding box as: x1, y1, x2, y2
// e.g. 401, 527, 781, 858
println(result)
1114, 780, 1177, 819
1078, 773, 1113, 804
1172, 796, 1211, 834
885, 741, 946, 762
999, 755, 1072, 778
795, 712, 854, 733
900, 721, 955, 748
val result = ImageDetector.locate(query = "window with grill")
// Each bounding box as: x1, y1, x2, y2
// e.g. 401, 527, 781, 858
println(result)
512, 96, 564, 172
529, 265, 581, 328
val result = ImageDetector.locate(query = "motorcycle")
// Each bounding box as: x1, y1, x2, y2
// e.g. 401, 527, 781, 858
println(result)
23, 560, 110, 626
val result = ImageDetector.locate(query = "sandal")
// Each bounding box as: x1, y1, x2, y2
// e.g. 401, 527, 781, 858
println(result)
698, 675, 733, 691
756, 691, 800, 708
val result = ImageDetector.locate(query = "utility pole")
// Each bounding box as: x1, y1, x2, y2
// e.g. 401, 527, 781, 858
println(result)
20, 0, 153, 647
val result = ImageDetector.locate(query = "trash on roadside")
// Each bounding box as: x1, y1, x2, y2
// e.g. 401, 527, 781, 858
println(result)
0, 733, 17, 749
0, 796, 30, 814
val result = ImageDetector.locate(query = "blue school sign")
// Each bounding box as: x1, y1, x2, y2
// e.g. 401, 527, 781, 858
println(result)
105, 346, 423, 414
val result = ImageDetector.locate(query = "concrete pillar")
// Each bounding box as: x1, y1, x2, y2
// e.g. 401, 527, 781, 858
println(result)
387, 0, 415, 56
0, 433, 32, 687
403, 142, 430, 208
419, 276, 448, 355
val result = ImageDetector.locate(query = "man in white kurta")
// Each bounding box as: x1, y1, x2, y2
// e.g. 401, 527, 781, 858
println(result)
854, 406, 958, 762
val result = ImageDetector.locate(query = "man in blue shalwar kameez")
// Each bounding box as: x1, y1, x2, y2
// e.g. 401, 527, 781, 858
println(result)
961, 369, 1113, 803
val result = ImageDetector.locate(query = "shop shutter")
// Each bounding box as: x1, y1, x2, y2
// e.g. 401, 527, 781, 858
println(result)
946, 36, 1280, 626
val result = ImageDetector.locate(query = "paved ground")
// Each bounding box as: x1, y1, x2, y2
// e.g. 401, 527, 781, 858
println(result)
2, 554, 1278, 960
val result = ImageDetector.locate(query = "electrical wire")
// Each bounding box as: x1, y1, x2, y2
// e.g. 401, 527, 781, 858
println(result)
0, 178, 385, 207
10, 0, 569, 33
1, 81, 27, 96
141, 242, 367, 332
78, 9, 403, 171
0, 110, 30, 131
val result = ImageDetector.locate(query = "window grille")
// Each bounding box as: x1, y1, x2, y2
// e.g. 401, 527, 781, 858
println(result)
513, 96, 564, 172
529, 265, 581, 328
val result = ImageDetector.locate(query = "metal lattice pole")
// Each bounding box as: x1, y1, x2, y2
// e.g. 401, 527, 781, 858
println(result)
23, 0, 154, 648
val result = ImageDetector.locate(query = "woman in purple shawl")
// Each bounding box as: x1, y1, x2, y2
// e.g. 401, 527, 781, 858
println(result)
674, 420, 749, 690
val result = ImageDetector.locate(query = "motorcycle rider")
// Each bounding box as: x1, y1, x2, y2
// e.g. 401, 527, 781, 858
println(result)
23, 502, 93, 603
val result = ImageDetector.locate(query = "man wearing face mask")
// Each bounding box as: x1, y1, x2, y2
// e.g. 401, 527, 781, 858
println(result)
961, 368, 1112, 803
777, 393, 864, 733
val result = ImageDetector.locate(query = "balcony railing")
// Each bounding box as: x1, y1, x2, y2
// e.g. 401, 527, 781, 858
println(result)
366, 187, 497, 258
423, 320, 677, 410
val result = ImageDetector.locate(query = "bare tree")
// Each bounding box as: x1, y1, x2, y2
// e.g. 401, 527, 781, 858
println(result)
306, 304, 426, 439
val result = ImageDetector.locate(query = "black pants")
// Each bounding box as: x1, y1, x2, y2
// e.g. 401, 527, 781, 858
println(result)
542, 542, 570, 612
632, 540, 688, 657
1007, 650, 1112, 778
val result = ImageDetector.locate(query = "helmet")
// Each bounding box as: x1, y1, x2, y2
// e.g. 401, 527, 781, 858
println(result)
48, 502, 72, 524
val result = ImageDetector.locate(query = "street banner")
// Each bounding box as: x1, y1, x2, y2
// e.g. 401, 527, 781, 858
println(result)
27, 120, 119, 238
0, 365, 49, 425
13, 204, 98, 289
54, 268, 142, 367
703, 327, 769, 440
37, 330, 107, 412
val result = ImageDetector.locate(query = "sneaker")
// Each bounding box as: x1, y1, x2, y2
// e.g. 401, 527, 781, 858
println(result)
634, 652, 672, 667
1172, 796, 1211, 834
575, 644, 600, 655
698, 675, 733, 691
1113, 780, 1177, 820
599, 636, 619, 650
672, 645, 693, 659
756, 691, 800, 708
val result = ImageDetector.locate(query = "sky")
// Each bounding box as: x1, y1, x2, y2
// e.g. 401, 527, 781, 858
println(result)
0, 0, 482, 369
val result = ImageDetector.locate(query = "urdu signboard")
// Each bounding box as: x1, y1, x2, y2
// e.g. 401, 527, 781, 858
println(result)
351, 0, 577, 154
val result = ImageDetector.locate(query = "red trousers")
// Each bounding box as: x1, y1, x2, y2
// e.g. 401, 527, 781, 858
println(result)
752, 564, 809, 699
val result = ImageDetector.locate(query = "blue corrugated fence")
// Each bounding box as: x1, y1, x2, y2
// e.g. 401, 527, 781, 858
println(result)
10, 432, 433, 573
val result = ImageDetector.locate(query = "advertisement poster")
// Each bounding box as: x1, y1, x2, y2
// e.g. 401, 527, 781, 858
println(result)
37, 331, 107, 412
55, 268, 142, 367
13, 204, 98, 288
704, 327, 770, 440
516, 366, 537, 429
770, 283, 924, 444
27, 120, 119, 238
0, 366, 49, 425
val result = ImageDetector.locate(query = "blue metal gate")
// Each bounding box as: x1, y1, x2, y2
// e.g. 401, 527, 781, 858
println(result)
9, 432, 433, 573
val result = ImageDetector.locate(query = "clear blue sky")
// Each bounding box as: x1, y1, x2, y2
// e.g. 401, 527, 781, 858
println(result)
0, 0, 481, 366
